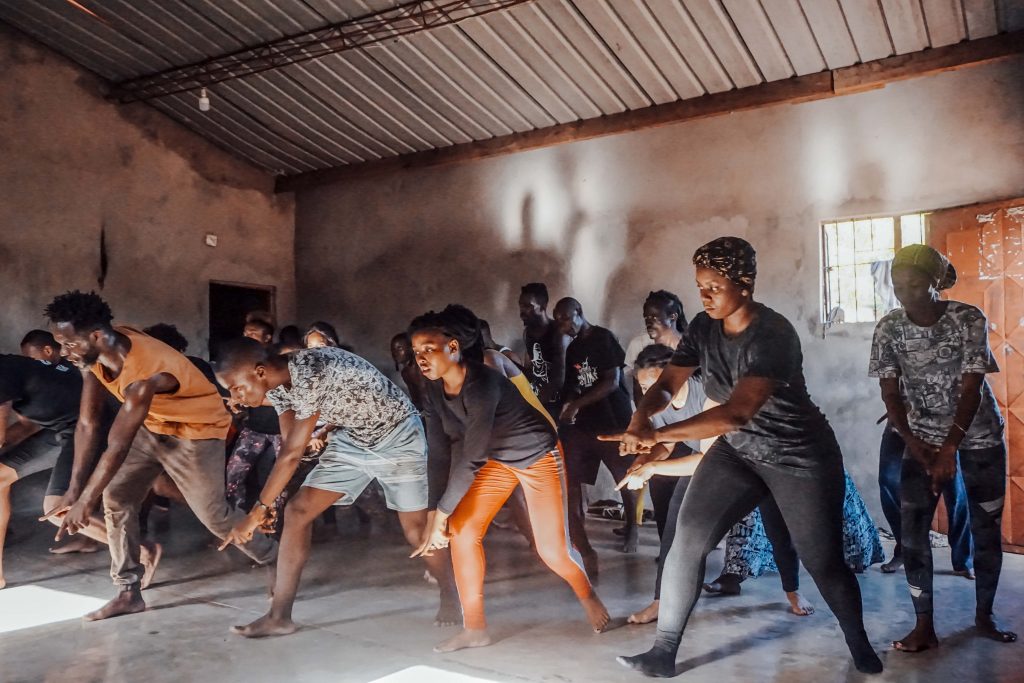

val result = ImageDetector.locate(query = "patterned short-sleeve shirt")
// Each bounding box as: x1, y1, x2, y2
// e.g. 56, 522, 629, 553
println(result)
869, 301, 1004, 449
266, 347, 416, 448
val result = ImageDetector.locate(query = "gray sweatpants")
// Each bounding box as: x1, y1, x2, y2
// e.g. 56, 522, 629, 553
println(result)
103, 427, 277, 587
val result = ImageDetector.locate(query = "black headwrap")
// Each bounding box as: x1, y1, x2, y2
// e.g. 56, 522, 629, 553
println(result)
692, 237, 757, 289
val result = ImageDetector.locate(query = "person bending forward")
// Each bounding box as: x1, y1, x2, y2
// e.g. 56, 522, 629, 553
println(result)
216, 339, 458, 637
410, 305, 609, 653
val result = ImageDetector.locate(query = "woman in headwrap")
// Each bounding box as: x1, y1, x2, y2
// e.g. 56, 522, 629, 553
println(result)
609, 236, 882, 676
409, 305, 609, 654
870, 244, 1015, 651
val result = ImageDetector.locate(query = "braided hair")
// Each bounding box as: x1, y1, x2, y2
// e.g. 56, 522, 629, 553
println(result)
644, 289, 687, 332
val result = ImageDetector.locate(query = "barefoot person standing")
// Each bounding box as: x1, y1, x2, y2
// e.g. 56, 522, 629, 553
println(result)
409, 305, 609, 653
215, 338, 459, 637
870, 244, 1016, 651
612, 237, 882, 677
45, 290, 276, 620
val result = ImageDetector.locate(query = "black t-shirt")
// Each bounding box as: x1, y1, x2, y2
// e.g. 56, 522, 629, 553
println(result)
0, 355, 82, 431
670, 304, 834, 465
422, 362, 556, 514
523, 322, 563, 404
563, 326, 632, 435
245, 406, 281, 435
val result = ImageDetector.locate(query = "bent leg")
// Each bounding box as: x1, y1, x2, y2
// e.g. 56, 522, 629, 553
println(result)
759, 455, 882, 673
233, 485, 342, 637
959, 445, 1015, 642
942, 454, 974, 574
619, 443, 765, 677
160, 437, 275, 565
518, 450, 608, 633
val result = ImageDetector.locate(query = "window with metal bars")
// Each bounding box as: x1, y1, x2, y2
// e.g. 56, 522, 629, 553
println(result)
821, 213, 927, 324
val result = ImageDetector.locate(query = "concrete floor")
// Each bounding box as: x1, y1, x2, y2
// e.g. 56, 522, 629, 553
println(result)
1, 482, 1023, 683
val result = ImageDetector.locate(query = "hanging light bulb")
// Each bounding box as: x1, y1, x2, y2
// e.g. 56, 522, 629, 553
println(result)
198, 87, 210, 112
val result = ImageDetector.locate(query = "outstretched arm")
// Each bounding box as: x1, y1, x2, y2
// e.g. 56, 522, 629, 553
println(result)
57, 372, 179, 538
219, 409, 319, 549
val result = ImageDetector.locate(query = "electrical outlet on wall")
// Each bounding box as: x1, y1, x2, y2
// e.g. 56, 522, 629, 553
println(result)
205, 233, 218, 247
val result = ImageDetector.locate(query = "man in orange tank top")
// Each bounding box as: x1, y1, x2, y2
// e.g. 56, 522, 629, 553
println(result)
44, 291, 277, 621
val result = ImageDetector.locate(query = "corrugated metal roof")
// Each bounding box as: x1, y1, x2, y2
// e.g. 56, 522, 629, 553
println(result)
1, 0, 1021, 176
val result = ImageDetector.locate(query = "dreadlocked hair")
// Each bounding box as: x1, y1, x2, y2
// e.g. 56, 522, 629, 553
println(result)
44, 290, 113, 331
408, 304, 485, 364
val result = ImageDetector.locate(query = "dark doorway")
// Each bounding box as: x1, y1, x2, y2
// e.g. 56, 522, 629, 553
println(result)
208, 281, 276, 358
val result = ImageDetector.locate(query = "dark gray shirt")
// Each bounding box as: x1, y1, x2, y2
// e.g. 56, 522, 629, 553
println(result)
670, 304, 835, 466
422, 363, 557, 514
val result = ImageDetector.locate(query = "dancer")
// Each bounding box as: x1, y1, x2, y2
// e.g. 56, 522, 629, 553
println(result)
409, 305, 609, 653
44, 290, 276, 620
620, 344, 817, 624
0, 353, 92, 588
303, 321, 340, 349
877, 421, 974, 577
554, 297, 636, 563
20, 330, 65, 366
623, 291, 686, 399
215, 338, 459, 637
870, 244, 1015, 650
613, 237, 882, 677
519, 283, 568, 419
391, 332, 428, 410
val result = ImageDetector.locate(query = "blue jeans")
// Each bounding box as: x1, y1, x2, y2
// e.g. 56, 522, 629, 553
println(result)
877, 425, 973, 570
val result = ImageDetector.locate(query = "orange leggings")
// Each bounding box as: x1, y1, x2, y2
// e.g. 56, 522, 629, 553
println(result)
447, 448, 593, 630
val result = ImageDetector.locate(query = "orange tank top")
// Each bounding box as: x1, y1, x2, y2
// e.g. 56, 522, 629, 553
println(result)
91, 326, 230, 441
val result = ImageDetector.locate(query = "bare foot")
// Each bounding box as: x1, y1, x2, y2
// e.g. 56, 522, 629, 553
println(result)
581, 593, 610, 633
893, 618, 938, 652
0, 575, 6, 590
140, 541, 163, 590
881, 555, 903, 573
434, 601, 461, 627
786, 591, 814, 616
628, 599, 659, 625
953, 568, 975, 580
49, 536, 102, 555
84, 588, 146, 621
976, 614, 1017, 643
230, 613, 298, 638
433, 628, 492, 653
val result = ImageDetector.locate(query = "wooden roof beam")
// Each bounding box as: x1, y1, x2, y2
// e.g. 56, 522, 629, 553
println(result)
276, 30, 1024, 193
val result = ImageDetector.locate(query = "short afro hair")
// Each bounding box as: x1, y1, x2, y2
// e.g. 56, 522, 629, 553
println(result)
243, 318, 275, 337
44, 290, 114, 332
143, 323, 189, 353
212, 336, 273, 375
20, 329, 58, 349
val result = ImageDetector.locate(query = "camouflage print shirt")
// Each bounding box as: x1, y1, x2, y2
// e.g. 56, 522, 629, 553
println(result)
869, 301, 1004, 449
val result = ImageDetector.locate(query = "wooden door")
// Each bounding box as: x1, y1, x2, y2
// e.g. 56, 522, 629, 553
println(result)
929, 198, 1024, 553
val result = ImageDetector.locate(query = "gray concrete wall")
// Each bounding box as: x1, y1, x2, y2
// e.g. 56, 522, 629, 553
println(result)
0, 26, 295, 357
295, 58, 1024, 523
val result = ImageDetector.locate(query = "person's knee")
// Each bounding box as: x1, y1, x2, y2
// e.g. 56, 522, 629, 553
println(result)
0, 464, 18, 489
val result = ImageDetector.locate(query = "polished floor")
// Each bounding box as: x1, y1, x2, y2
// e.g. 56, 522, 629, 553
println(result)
1, 482, 1023, 683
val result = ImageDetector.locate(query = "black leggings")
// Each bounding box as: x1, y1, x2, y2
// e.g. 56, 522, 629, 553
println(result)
650, 472, 801, 599
653, 439, 870, 656
901, 444, 1006, 615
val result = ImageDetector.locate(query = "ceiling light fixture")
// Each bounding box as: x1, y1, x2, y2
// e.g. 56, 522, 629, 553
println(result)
198, 87, 210, 112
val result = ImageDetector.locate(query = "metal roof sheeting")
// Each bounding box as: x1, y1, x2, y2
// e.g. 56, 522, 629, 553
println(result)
1, 0, 1020, 175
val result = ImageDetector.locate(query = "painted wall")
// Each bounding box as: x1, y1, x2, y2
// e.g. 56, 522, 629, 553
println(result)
0, 26, 295, 357
295, 57, 1024, 522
